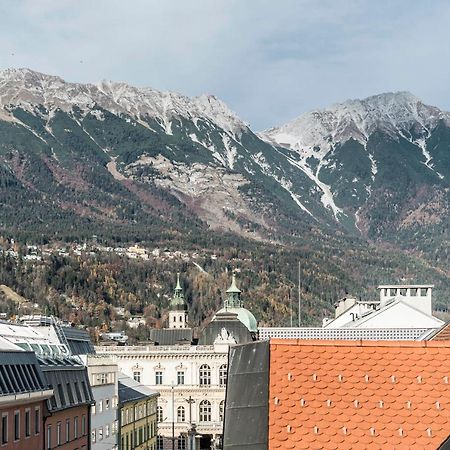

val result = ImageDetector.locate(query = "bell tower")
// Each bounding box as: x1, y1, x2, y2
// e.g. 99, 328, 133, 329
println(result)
168, 273, 188, 329
224, 274, 243, 309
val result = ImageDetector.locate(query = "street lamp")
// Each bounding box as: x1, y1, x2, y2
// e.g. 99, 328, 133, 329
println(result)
185, 396, 196, 450
172, 385, 175, 450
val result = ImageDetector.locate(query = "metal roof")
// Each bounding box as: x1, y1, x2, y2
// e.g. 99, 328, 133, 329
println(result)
223, 341, 269, 450
40, 358, 94, 411
118, 372, 159, 405
199, 312, 254, 345
0, 350, 49, 397
60, 327, 95, 355
148, 328, 193, 346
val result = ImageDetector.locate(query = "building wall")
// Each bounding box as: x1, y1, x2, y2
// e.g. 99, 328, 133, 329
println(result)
86, 356, 119, 450
91, 383, 119, 450
119, 397, 158, 450
0, 399, 46, 450
44, 404, 90, 450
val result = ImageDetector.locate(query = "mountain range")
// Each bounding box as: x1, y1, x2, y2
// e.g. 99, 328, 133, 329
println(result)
1, 68, 450, 317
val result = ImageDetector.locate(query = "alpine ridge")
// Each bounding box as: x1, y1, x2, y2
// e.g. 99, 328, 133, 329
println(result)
1, 68, 450, 266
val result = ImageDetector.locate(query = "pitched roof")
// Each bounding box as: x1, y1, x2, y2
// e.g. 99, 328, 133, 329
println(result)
60, 327, 95, 355
40, 358, 94, 411
148, 328, 193, 346
118, 372, 159, 404
0, 350, 49, 397
337, 298, 443, 328
427, 321, 450, 341
269, 339, 450, 449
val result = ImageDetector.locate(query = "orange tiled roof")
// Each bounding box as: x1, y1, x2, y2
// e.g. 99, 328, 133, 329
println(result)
430, 322, 450, 341
269, 339, 450, 450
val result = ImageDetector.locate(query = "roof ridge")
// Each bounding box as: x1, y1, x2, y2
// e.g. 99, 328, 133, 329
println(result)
269, 338, 450, 347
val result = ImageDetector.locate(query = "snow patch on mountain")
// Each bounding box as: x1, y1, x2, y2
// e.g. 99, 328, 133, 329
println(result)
0, 68, 248, 140
282, 152, 344, 220
261, 92, 450, 158
251, 152, 316, 219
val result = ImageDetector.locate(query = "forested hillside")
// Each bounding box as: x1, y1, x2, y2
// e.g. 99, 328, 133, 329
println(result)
1, 70, 450, 328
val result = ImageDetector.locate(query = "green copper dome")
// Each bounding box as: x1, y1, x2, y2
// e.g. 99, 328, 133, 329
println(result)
214, 306, 258, 333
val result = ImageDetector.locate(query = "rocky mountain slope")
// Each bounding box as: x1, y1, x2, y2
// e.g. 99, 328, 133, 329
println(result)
2, 68, 450, 321
1, 69, 450, 263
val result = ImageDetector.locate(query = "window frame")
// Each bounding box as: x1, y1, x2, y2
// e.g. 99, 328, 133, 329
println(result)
199, 364, 211, 386
2, 413, 8, 445
176, 406, 185, 423
13, 410, 20, 442
199, 400, 211, 422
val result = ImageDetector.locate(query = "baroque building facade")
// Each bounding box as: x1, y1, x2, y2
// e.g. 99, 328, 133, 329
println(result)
97, 275, 257, 450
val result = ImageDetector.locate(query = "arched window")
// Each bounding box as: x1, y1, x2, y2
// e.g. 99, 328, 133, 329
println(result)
177, 406, 185, 422
157, 406, 163, 422
219, 400, 225, 422
199, 364, 211, 386
219, 364, 227, 386
199, 400, 211, 422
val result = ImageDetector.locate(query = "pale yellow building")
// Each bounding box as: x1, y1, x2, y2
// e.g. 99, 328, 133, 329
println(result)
118, 372, 159, 450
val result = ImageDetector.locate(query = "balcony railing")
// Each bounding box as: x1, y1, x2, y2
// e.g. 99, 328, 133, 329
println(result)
95, 345, 220, 354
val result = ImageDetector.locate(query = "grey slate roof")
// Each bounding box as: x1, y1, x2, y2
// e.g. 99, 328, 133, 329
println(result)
223, 340, 269, 450
118, 372, 159, 405
148, 328, 193, 346
0, 350, 49, 396
40, 357, 94, 412
198, 311, 254, 345
60, 327, 95, 355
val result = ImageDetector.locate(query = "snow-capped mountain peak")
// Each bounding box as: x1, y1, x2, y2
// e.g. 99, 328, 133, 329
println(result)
261, 91, 450, 158
0, 68, 248, 136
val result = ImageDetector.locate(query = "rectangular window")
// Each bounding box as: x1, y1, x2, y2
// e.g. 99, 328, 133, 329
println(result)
133, 371, 141, 382
57, 384, 66, 407
2, 414, 8, 445
14, 411, 19, 441
155, 371, 163, 385
98, 400, 103, 413
35, 407, 40, 435
177, 371, 185, 385
82, 415, 86, 436
105, 398, 110, 410
66, 419, 70, 442
91, 430, 96, 443
98, 427, 103, 441
57, 422, 61, 445
74, 417, 78, 439
25, 409, 30, 437
47, 425, 51, 450
105, 424, 110, 438
67, 383, 74, 404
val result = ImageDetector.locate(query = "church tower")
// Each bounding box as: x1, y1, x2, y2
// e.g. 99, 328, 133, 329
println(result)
224, 274, 243, 309
168, 273, 188, 329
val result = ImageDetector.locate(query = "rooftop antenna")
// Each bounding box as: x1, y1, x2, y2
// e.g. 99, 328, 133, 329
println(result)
289, 288, 293, 327
298, 261, 301, 327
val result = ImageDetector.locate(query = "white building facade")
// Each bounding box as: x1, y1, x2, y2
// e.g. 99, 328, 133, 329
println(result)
97, 343, 228, 450
96, 275, 256, 450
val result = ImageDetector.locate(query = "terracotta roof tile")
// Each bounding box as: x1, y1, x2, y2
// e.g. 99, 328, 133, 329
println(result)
269, 339, 450, 449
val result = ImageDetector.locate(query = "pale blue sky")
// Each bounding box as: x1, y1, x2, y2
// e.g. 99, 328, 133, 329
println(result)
1, 0, 450, 129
